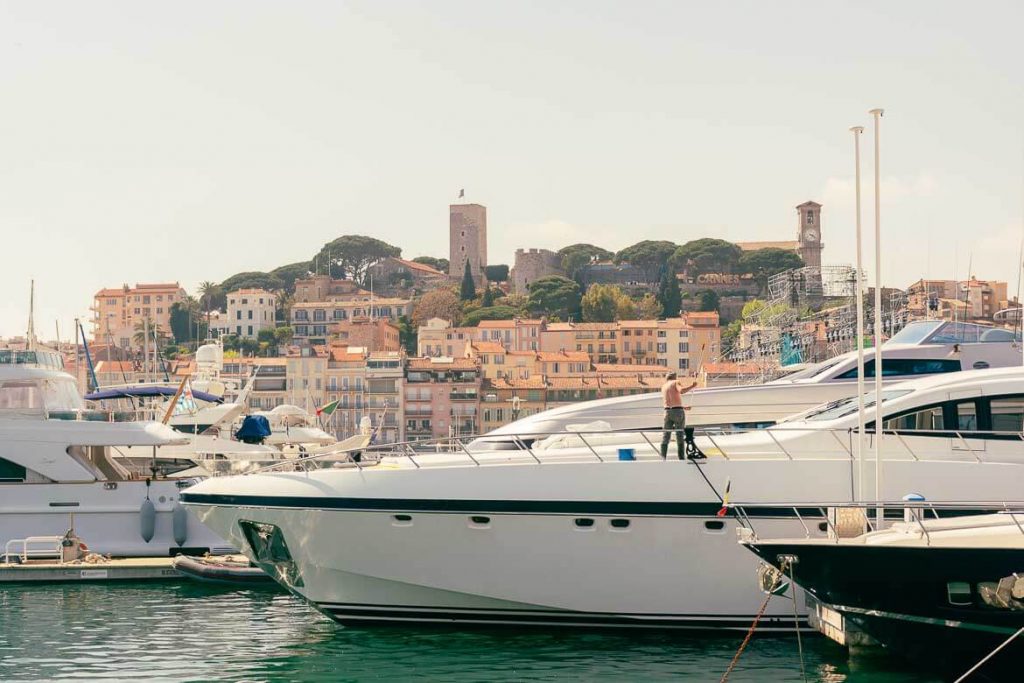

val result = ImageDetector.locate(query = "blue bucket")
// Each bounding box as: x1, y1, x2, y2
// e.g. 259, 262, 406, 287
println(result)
618, 448, 636, 461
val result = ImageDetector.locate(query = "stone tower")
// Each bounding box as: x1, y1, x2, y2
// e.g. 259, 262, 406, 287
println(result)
796, 201, 823, 269
449, 203, 488, 286
511, 248, 562, 294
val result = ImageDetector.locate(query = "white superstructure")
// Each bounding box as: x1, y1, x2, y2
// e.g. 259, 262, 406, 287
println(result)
183, 367, 1024, 629
0, 349, 232, 556
481, 319, 1022, 439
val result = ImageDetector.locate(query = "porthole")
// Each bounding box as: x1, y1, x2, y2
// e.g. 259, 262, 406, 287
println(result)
574, 518, 595, 528
610, 519, 630, 529
392, 514, 413, 526
818, 522, 829, 533
470, 516, 491, 527
704, 520, 726, 532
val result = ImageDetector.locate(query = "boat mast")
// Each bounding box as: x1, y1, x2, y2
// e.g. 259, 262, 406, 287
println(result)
26, 280, 37, 352
870, 107, 884, 526
850, 125, 866, 502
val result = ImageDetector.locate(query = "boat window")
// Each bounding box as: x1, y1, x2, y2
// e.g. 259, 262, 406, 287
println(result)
574, 518, 595, 528
803, 390, 912, 422
41, 378, 86, 411
947, 581, 972, 606
0, 380, 42, 410
990, 397, 1024, 432
704, 520, 726, 532
0, 456, 27, 482
955, 400, 979, 432
883, 405, 944, 432
927, 322, 980, 344
610, 519, 630, 529
834, 358, 960, 380
886, 321, 942, 345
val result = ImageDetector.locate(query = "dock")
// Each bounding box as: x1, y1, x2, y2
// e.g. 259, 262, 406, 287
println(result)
0, 557, 181, 583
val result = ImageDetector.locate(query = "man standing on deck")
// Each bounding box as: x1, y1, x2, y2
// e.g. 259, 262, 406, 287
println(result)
660, 372, 697, 459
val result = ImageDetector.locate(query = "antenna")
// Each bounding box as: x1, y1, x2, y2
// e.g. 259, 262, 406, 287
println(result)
26, 280, 37, 351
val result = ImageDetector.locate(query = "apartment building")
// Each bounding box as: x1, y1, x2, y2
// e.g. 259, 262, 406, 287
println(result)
907, 277, 1012, 322
366, 351, 405, 443
224, 288, 276, 339
90, 282, 186, 349
332, 318, 401, 353
291, 298, 411, 345
540, 322, 620, 364
404, 357, 481, 440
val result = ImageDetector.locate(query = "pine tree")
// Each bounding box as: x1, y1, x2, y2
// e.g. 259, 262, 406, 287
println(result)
481, 284, 495, 307
460, 260, 477, 301
658, 270, 682, 318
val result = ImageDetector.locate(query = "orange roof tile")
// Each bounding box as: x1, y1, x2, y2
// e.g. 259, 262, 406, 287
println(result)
470, 341, 507, 354
701, 361, 762, 375
477, 320, 516, 328
537, 351, 591, 362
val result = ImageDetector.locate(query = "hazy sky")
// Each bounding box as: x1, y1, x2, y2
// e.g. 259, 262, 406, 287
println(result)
2, 1, 1022, 337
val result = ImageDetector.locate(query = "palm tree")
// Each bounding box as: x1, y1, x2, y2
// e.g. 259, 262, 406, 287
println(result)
133, 318, 168, 348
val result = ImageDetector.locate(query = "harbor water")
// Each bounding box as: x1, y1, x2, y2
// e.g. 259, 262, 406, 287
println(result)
0, 583, 939, 682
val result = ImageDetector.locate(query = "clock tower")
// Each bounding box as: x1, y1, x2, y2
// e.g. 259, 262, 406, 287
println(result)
796, 201, 823, 269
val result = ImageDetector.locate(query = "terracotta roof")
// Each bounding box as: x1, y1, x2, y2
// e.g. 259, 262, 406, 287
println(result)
94, 360, 137, 374
470, 341, 506, 354
599, 376, 658, 389
228, 288, 274, 295
395, 258, 445, 275
408, 357, 479, 370
94, 288, 125, 297
735, 240, 799, 252
544, 322, 618, 331
537, 351, 591, 362
328, 346, 367, 362
478, 320, 516, 328
593, 363, 664, 375
485, 376, 547, 390
546, 377, 600, 389
617, 320, 658, 328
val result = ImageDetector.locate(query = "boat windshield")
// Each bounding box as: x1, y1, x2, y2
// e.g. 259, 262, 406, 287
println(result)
801, 389, 913, 422
0, 377, 86, 412
886, 321, 942, 345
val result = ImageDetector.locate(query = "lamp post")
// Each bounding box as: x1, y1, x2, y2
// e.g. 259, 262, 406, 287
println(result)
850, 125, 866, 502
869, 107, 884, 526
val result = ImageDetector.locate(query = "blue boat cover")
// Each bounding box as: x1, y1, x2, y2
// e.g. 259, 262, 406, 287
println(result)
85, 386, 224, 404
235, 414, 272, 444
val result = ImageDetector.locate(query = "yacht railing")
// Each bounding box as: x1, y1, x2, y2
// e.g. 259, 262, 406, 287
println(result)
729, 500, 1024, 546
243, 425, 1024, 475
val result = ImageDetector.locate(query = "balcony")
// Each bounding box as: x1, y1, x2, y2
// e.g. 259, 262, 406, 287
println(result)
449, 391, 478, 401
631, 348, 647, 357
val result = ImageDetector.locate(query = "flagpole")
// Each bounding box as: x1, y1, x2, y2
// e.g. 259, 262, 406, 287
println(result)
869, 107, 884, 527
851, 125, 866, 503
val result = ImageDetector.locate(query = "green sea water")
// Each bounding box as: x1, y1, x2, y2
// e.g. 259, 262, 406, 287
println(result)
0, 583, 938, 682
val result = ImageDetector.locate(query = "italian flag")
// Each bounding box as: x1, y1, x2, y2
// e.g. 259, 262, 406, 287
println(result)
317, 399, 340, 417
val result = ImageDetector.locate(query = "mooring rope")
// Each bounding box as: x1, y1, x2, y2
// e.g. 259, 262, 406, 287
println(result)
954, 624, 1024, 682
788, 561, 808, 683
720, 558, 789, 683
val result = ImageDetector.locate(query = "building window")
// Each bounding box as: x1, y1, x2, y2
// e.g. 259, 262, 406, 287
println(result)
247, 325, 253, 336
807, 212, 814, 225
679, 342, 689, 353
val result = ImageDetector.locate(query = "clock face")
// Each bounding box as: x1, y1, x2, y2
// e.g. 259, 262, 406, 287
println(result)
804, 230, 818, 242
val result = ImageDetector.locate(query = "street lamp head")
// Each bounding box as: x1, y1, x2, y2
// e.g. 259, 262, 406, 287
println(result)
868, 108, 884, 117
850, 126, 865, 133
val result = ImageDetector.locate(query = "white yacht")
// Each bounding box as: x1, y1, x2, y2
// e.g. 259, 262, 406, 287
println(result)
479, 319, 1022, 440
182, 366, 1024, 630
0, 348, 233, 557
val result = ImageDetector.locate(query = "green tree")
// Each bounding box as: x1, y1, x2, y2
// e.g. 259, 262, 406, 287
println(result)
315, 235, 401, 284
671, 238, 743, 274
198, 280, 225, 314
634, 293, 661, 320
697, 289, 720, 312
462, 305, 520, 326
270, 261, 312, 292
238, 338, 261, 357
581, 284, 634, 322
257, 328, 276, 344
132, 318, 168, 347
481, 285, 496, 307
412, 287, 463, 327
412, 256, 449, 273
484, 264, 509, 282
657, 270, 682, 318
614, 240, 677, 283
273, 325, 294, 345
738, 248, 804, 289
527, 276, 582, 320
495, 293, 529, 315
168, 302, 194, 343
219, 271, 285, 297
558, 243, 612, 283
397, 315, 417, 356
460, 261, 477, 301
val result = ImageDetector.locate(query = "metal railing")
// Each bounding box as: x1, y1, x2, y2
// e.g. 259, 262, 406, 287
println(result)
242, 424, 1024, 476
730, 500, 1024, 547
3, 536, 64, 563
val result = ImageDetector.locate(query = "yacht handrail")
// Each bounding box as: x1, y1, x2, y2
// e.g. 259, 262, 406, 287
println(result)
729, 500, 1024, 546
243, 425, 1024, 475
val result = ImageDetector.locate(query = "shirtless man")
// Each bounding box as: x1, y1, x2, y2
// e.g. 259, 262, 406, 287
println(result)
660, 372, 697, 460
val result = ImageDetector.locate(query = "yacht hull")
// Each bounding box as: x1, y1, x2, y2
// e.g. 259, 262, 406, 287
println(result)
1, 480, 234, 557
183, 455, 1024, 630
